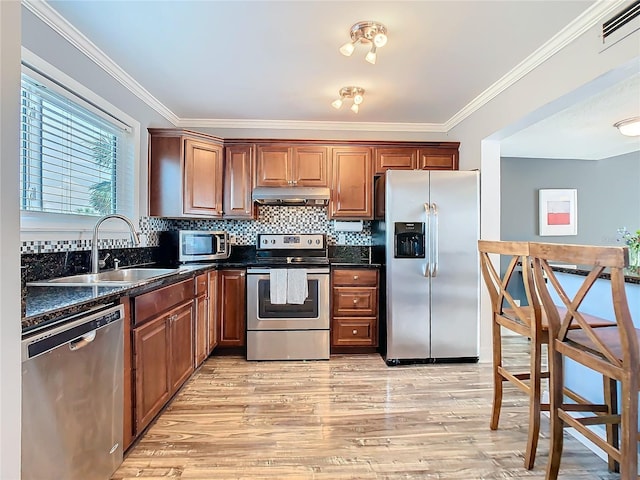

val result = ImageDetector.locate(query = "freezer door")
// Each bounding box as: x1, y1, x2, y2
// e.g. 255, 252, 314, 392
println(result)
385, 170, 431, 360
429, 170, 479, 358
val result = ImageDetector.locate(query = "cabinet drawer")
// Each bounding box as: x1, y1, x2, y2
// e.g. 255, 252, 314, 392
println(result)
134, 278, 194, 326
195, 273, 208, 296
332, 287, 377, 316
332, 318, 377, 346
332, 269, 377, 287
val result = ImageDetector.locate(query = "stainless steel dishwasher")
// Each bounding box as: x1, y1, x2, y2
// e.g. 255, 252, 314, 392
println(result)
21, 303, 125, 480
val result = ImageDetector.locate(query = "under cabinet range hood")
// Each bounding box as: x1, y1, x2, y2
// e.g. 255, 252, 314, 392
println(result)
251, 186, 330, 206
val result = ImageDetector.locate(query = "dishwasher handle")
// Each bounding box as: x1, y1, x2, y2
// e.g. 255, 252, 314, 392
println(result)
69, 330, 97, 351
22, 304, 124, 362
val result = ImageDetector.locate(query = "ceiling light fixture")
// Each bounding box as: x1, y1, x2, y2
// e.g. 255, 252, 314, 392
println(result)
332, 86, 365, 113
339, 21, 388, 65
613, 116, 640, 136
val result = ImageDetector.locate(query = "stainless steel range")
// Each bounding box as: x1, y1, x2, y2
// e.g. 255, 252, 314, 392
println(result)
246, 234, 330, 361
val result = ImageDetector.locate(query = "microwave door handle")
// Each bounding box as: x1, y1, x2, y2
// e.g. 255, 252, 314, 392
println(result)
423, 203, 430, 277
431, 202, 439, 277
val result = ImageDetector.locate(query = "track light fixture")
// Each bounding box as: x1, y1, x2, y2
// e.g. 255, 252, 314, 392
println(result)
331, 86, 365, 113
614, 116, 640, 136
339, 21, 388, 65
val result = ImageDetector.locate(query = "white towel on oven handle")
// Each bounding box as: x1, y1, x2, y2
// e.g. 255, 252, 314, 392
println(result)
286, 268, 308, 305
269, 269, 288, 305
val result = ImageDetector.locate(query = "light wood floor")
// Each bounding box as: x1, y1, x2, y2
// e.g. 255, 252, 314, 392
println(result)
113, 338, 619, 479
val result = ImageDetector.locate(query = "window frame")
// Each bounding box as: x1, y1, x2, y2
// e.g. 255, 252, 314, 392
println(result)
20, 48, 141, 242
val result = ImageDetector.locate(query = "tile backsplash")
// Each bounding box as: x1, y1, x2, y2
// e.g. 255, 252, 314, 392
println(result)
171, 206, 372, 246
20, 206, 372, 254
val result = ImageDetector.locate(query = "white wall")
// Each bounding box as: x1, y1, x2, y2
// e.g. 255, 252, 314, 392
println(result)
449, 22, 639, 362
0, 1, 22, 478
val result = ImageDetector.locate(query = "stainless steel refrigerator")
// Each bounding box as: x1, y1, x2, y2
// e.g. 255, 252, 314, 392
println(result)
382, 169, 479, 365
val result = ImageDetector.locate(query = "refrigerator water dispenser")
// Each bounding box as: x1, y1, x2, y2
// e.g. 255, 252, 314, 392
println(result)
394, 222, 425, 258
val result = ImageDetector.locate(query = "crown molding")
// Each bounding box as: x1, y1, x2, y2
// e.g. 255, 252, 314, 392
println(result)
22, 0, 180, 126
177, 118, 448, 133
24, 0, 626, 134
444, 0, 627, 131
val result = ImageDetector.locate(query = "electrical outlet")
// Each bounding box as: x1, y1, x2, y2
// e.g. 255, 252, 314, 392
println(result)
338, 233, 346, 245
229, 234, 237, 245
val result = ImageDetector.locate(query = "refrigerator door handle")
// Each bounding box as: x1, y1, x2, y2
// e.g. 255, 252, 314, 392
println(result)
431, 202, 439, 277
423, 203, 431, 277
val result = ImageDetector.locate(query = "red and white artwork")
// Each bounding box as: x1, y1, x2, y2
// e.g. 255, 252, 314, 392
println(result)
539, 189, 577, 236
546, 200, 571, 225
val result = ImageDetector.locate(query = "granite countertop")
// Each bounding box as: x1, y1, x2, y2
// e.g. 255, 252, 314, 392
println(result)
23, 245, 382, 334
23, 263, 217, 334
550, 264, 640, 285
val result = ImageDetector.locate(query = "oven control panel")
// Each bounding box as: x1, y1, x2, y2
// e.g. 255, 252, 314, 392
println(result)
257, 234, 325, 250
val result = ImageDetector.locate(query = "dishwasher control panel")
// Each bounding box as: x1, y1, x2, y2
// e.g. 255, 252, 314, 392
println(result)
21, 303, 124, 361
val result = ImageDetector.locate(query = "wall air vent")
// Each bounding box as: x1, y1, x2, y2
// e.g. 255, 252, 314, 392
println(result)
601, 0, 640, 49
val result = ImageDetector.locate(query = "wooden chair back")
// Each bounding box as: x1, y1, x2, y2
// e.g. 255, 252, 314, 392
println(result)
529, 242, 637, 371
478, 240, 540, 330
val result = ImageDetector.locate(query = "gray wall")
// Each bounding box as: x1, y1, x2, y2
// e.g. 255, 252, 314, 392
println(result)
21, 7, 175, 218
501, 151, 640, 246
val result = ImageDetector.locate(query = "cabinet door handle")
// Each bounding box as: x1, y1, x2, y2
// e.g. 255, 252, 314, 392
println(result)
353, 275, 359, 280
353, 298, 359, 304
352, 329, 358, 335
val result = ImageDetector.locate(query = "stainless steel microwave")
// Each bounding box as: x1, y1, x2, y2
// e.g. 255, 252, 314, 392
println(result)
165, 230, 230, 262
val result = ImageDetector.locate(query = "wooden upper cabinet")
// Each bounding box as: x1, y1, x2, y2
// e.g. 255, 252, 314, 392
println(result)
224, 145, 254, 219
374, 144, 460, 173
255, 146, 290, 186
255, 145, 329, 187
184, 139, 223, 216
148, 129, 224, 218
418, 147, 459, 170
330, 147, 373, 219
292, 146, 329, 186
374, 148, 417, 173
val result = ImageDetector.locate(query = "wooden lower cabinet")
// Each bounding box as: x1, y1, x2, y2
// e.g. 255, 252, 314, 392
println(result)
133, 313, 171, 433
121, 297, 134, 451
169, 302, 195, 392
331, 268, 379, 350
194, 273, 209, 367
133, 295, 194, 435
208, 270, 219, 353
218, 269, 246, 347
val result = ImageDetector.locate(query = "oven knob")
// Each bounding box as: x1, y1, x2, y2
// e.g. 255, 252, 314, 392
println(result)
271, 239, 276, 244
307, 239, 312, 245
262, 239, 268, 244
316, 239, 320, 244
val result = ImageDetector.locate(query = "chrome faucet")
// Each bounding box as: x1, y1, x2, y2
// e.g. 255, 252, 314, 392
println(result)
91, 214, 140, 273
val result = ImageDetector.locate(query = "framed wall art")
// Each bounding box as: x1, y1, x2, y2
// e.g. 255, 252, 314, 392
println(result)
539, 188, 577, 236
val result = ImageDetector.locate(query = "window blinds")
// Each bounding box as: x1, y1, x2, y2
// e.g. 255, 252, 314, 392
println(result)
20, 74, 129, 217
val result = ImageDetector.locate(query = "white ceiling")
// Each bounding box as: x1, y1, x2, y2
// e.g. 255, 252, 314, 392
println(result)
36, 1, 640, 159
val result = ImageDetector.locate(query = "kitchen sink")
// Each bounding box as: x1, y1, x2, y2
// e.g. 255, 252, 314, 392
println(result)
27, 267, 182, 287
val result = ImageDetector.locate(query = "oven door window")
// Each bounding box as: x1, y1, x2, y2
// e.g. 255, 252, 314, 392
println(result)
257, 279, 319, 318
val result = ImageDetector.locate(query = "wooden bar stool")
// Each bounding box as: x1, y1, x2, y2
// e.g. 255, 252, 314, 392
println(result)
478, 240, 613, 470
530, 242, 639, 480
478, 240, 549, 469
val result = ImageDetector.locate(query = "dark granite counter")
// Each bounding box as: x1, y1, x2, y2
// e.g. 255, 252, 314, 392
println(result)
550, 264, 640, 285
329, 245, 383, 268
22, 244, 385, 334
23, 263, 217, 334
